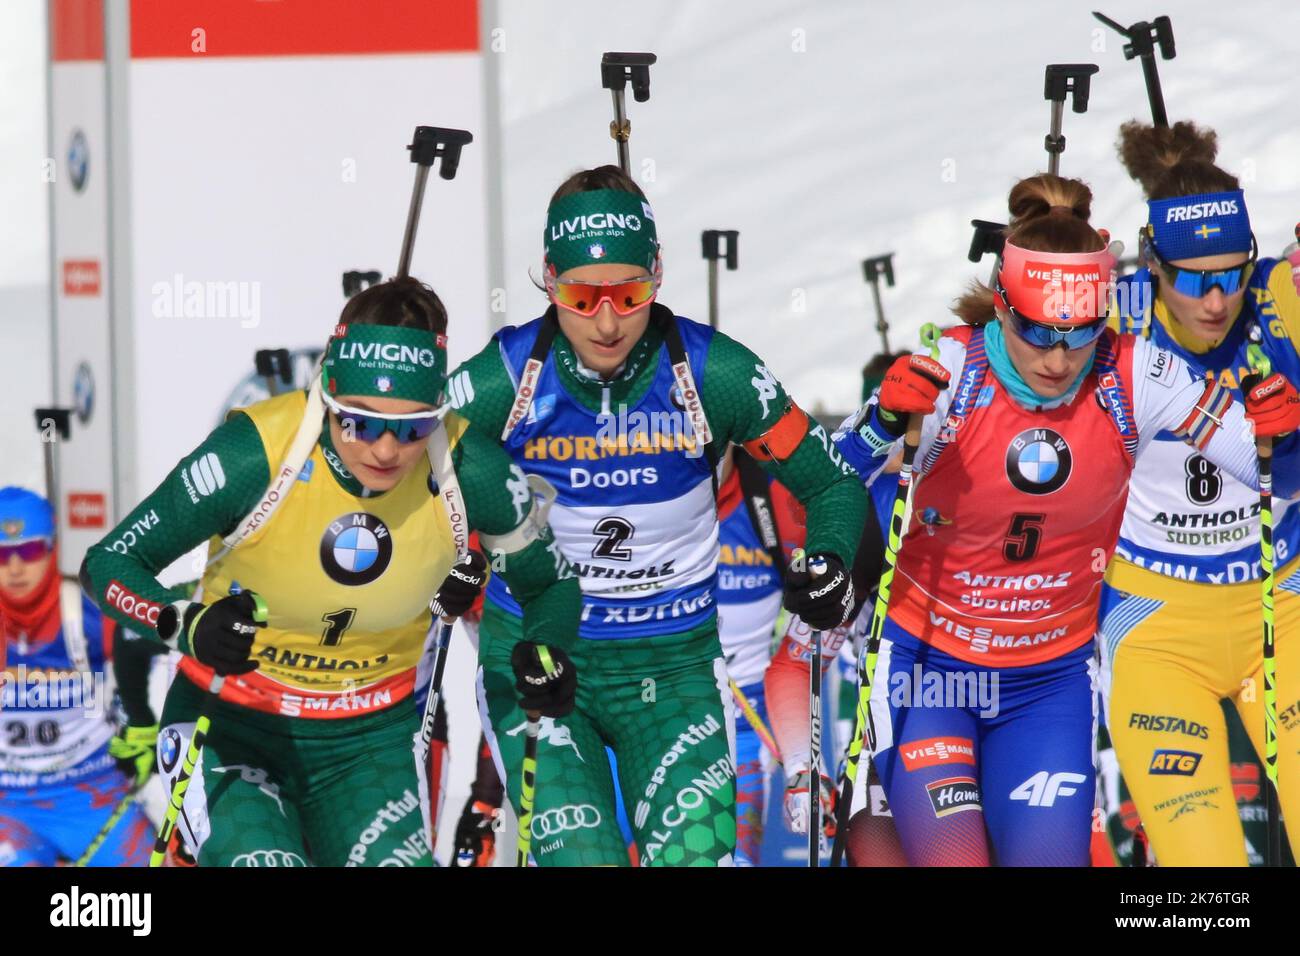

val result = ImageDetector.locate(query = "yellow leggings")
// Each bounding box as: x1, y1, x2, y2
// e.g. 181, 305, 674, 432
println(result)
1102, 558, 1300, 866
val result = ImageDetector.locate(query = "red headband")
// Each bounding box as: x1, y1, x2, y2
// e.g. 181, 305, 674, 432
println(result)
994, 240, 1116, 326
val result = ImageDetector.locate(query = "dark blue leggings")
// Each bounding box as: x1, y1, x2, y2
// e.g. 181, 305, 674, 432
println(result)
871, 619, 1096, 866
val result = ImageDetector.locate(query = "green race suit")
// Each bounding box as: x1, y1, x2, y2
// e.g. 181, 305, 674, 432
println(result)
450, 305, 865, 865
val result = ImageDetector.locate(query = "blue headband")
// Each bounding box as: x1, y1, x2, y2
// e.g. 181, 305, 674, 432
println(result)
1147, 190, 1251, 261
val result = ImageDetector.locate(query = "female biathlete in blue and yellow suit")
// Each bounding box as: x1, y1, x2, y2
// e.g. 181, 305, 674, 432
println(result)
1102, 120, 1300, 865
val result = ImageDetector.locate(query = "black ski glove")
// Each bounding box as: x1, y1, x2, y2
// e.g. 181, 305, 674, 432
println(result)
782, 551, 854, 630
510, 642, 577, 718
166, 591, 267, 676
452, 795, 499, 868
430, 550, 489, 620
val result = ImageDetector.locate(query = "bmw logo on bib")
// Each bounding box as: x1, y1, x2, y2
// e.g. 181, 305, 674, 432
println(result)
320, 512, 393, 585
1005, 428, 1072, 495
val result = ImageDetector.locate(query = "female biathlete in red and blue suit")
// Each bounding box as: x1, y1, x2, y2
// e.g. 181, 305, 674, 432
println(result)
826, 174, 1289, 866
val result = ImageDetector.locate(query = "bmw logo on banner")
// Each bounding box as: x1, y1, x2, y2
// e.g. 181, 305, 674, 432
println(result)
1005, 428, 1072, 495
73, 361, 94, 424
67, 129, 89, 192
320, 512, 392, 585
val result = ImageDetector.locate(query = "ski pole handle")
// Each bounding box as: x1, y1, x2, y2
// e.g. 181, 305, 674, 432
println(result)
701, 230, 740, 269
33, 407, 72, 511
1247, 343, 1277, 455
396, 126, 474, 279
1247, 343, 1273, 380
1042, 64, 1099, 176
1092, 12, 1175, 127
862, 254, 896, 354
600, 52, 656, 176
702, 230, 739, 330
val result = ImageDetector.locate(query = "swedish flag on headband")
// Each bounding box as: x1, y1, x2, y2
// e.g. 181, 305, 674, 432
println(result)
1147, 189, 1251, 260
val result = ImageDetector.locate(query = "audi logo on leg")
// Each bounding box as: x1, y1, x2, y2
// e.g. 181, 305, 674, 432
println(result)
530, 804, 602, 839
230, 849, 306, 867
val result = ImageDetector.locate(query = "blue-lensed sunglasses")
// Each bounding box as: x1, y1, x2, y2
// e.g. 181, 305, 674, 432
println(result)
996, 280, 1110, 351
322, 393, 442, 444
1147, 233, 1257, 298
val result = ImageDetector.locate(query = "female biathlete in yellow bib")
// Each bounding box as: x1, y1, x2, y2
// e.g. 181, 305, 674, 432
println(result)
1102, 120, 1300, 865
81, 278, 580, 866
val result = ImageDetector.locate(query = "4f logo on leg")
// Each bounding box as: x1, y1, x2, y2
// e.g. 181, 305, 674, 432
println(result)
1010, 770, 1087, 807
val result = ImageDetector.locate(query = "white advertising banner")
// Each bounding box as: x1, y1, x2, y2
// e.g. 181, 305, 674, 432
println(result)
48, 3, 115, 571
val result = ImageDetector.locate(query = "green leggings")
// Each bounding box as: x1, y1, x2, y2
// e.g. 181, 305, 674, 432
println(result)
158, 675, 432, 867
478, 602, 737, 866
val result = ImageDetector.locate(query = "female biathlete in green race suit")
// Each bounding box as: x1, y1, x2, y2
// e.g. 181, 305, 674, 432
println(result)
447, 166, 867, 866
81, 279, 581, 867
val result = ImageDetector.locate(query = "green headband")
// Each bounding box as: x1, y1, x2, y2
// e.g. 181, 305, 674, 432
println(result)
323, 323, 447, 405
544, 188, 659, 274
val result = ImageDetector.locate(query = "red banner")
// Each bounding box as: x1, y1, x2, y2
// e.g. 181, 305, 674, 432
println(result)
51, 0, 105, 62
131, 0, 478, 58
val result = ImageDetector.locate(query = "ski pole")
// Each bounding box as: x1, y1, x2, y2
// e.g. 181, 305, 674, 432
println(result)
702, 230, 739, 330
1247, 342, 1281, 866
32, 408, 72, 514
515, 645, 560, 867
150, 675, 222, 867
417, 617, 455, 767
811, 620, 823, 867
600, 52, 656, 176
862, 254, 896, 355
1093, 11, 1176, 127
790, 547, 831, 867
830, 324, 941, 867
730, 678, 780, 762
1042, 64, 1099, 177
396, 126, 473, 279
149, 587, 268, 867
74, 788, 137, 867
